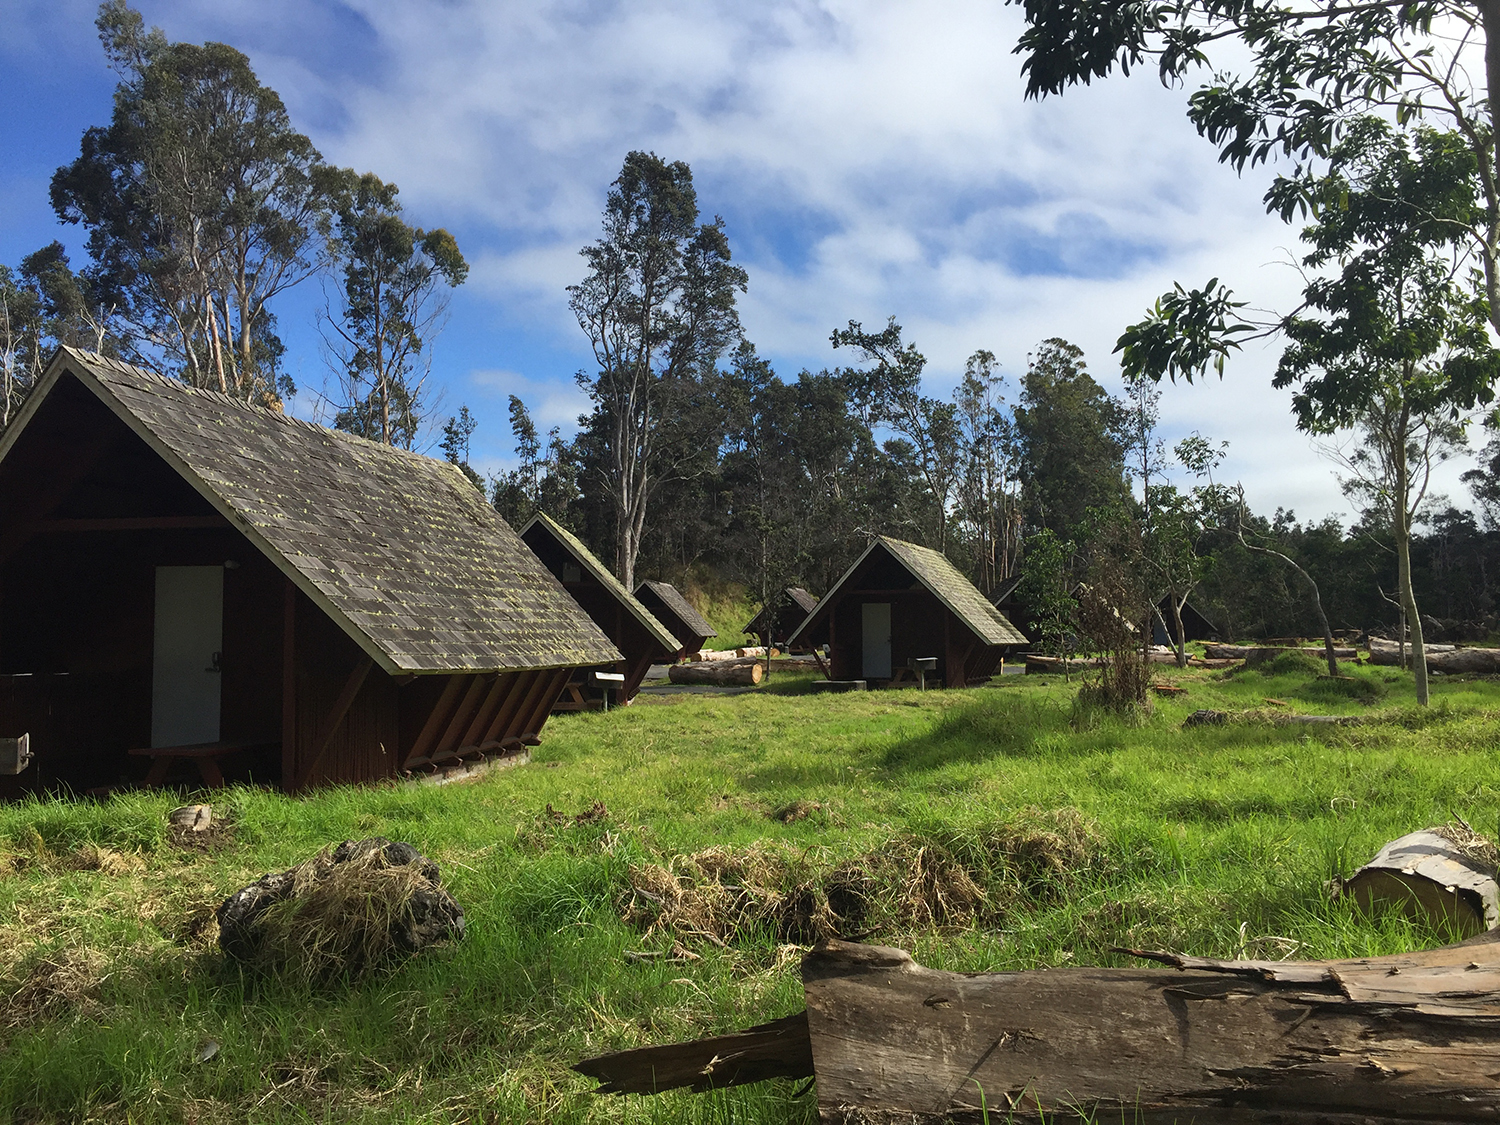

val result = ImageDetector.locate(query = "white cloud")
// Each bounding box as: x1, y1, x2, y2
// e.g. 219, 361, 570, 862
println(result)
22, 0, 1487, 520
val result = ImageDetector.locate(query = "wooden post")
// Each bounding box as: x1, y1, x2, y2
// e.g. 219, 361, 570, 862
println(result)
281, 578, 296, 790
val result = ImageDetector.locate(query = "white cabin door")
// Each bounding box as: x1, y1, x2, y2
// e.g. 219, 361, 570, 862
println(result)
861, 602, 892, 679
151, 566, 223, 748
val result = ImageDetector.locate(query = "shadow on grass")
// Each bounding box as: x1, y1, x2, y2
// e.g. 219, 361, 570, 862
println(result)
878, 694, 1075, 774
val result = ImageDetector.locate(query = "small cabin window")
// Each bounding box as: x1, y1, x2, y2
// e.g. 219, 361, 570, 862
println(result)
562, 563, 582, 583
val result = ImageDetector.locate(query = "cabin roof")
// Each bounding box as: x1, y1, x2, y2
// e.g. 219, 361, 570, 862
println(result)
636, 580, 716, 640
744, 586, 818, 634
990, 574, 1024, 605
518, 513, 681, 654
4, 348, 621, 676
790, 537, 1028, 647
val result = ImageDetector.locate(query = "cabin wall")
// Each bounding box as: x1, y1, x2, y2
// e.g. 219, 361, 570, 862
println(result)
288, 589, 398, 788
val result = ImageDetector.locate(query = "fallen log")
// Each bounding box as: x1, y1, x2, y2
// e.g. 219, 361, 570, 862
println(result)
1343, 827, 1500, 936
1203, 643, 1357, 661
1022, 654, 1100, 674
1367, 637, 1460, 667
578, 934, 1500, 1122
667, 661, 763, 686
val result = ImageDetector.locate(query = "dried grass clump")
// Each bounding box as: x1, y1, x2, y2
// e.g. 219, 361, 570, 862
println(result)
67, 844, 146, 876
872, 841, 990, 929
220, 839, 463, 982
1, 947, 109, 1029
994, 806, 1106, 890
771, 800, 824, 824
515, 800, 622, 853
622, 843, 838, 945
1434, 822, 1500, 876
621, 808, 1107, 948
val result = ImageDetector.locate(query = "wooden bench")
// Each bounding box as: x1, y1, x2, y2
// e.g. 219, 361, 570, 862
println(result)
128, 740, 272, 788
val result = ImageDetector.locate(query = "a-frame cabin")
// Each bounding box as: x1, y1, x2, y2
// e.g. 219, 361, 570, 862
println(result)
0, 349, 620, 796
788, 537, 1027, 687
634, 580, 715, 660
518, 515, 679, 706
744, 587, 819, 652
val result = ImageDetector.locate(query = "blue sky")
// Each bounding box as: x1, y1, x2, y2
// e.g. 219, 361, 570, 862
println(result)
1, 0, 1477, 522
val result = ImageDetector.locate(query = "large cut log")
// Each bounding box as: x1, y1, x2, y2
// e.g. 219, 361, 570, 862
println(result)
1343, 828, 1500, 936
1367, 637, 1459, 666
1203, 643, 1357, 661
668, 661, 763, 686
690, 646, 770, 662
1022, 654, 1099, 674
578, 935, 1500, 1122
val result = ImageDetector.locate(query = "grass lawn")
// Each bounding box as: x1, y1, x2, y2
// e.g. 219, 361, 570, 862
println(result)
2, 657, 1498, 1122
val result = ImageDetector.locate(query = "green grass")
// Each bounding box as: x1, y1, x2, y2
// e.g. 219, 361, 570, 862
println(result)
2, 660, 1499, 1122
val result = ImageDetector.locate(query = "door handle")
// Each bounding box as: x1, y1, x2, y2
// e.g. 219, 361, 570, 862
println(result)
205, 651, 222, 674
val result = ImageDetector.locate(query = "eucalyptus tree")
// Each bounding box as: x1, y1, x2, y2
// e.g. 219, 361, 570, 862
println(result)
1013, 339, 1130, 539
953, 349, 1022, 593
1120, 120, 1499, 703
0, 268, 41, 432
52, 1, 333, 404
831, 319, 961, 553
323, 171, 467, 448
569, 151, 746, 589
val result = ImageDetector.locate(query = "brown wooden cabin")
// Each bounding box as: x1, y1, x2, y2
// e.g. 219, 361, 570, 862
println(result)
0, 348, 620, 797
744, 587, 819, 652
788, 537, 1027, 687
1152, 597, 1219, 647
518, 515, 679, 707
990, 574, 1033, 642
634, 580, 715, 660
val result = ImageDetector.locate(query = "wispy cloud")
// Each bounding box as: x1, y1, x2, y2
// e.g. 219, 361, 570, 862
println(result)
4, 0, 1482, 519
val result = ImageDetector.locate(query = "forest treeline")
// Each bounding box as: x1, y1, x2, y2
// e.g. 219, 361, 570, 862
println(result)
488, 315, 1500, 645
9, 2, 1500, 650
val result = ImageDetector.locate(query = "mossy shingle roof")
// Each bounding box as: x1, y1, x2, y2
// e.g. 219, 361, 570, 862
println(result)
15, 348, 621, 675
789, 536, 1028, 647
518, 514, 681, 654
636, 580, 716, 641
879, 538, 1028, 645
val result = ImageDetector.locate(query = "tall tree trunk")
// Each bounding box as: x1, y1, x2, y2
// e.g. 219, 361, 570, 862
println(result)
1396, 491, 1429, 705
1483, 1, 1500, 338
1393, 400, 1429, 705
1169, 594, 1188, 668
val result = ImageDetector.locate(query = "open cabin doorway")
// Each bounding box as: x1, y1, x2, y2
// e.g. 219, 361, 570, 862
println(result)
151, 565, 223, 747
861, 602, 892, 679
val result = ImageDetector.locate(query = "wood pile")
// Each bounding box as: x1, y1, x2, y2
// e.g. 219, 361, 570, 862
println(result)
690, 646, 770, 662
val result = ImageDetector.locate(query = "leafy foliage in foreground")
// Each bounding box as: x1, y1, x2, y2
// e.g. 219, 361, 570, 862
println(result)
1, 664, 1497, 1122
